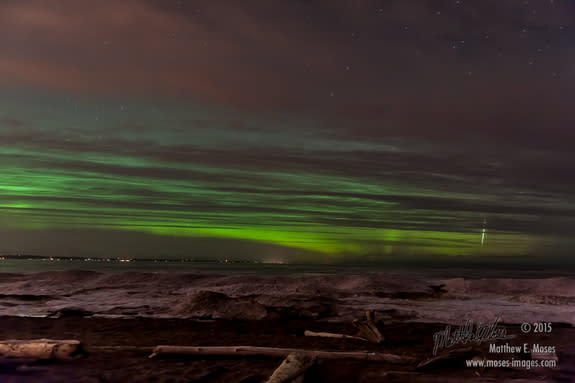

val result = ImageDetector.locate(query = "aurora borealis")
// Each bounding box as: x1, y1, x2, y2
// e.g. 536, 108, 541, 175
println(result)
1, 1, 574, 262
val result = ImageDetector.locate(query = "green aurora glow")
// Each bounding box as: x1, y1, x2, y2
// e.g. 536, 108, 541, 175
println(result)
1, 0, 574, 262
1, 91, 568, 260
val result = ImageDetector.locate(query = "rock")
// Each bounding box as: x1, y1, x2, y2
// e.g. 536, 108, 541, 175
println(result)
176, 291, 269, 321
47, 307, 94, 318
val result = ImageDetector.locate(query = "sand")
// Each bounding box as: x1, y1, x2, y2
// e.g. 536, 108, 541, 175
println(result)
0, 316, 573, 382
1, 270, 574, 381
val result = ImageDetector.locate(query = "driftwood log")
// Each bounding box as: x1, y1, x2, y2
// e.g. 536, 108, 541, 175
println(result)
265, 352, 316, 383
149, 345, 414, 364
416, 347, 477, 371
304, 331, 368, 342
352, 310, 384, 344
305, 311, 385, 344
88, 346, 154, 353
0, 339, 84, 360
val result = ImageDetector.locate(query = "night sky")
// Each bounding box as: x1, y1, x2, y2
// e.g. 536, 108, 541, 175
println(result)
1, 0, 574, 263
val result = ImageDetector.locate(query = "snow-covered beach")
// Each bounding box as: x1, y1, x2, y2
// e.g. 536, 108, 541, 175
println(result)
1, 269, 573, 326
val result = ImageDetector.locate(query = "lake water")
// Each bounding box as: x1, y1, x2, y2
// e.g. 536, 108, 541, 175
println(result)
1, 259, 574, 280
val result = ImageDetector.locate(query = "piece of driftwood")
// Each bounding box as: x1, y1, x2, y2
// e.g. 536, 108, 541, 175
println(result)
149, 345, 415, 364
265, 352, 316, 383
416, 347, 477, 371
304, 330, 368, 342
89, 346, 154, 352
352, 310, 384, 344
0, 339, 84, 360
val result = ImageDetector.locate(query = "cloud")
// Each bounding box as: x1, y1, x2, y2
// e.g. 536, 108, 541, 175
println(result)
0, 0, 572, 113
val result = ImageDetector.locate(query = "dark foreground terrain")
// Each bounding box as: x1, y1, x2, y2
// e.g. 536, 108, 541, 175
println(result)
0, 316, 573, 382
